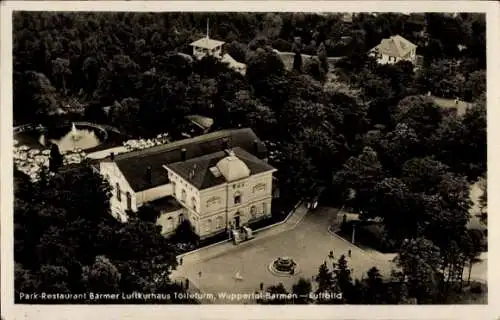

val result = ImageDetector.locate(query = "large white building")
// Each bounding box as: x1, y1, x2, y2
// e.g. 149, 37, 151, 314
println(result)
369, 35, 417, 65
99, 128, 276, 240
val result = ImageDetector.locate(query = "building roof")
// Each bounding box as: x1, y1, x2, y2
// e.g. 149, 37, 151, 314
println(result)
166, 147, 276, 190
216, 150, 251, 182
190, 37, 225, 49
108, 128, 267, 192
149, 196, 184, 213
371, 35, 417, 58
185, 115, 214, 130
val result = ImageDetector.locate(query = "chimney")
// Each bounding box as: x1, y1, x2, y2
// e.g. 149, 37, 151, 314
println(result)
223, 137, 230, 150
181, 148, 187, 161
146, 166, 152, 185
110, 152, 115, 161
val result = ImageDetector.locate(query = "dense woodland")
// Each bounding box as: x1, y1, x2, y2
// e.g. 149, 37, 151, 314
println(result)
13, 12, 486, 304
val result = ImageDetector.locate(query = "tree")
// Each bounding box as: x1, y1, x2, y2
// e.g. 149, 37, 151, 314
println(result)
333, 147, 385, 212
292, 277, 312, 304
368, 178, 415, 241
49, 143, 63, 173
478, 176, 487, 224
315, 261, 334, 298
401, 157, 449, 194
317, 42, 329, 73
332, 255, 354, 303
378, 123, 421, 174
293, 51, 302, 72
396, 237, 442, 303
51, 57, 71, 93
170, 219, 199, 245
82, 255, 121, 293
361, 267, 385, 304
303, 57, 326, 82
392, 95, 443, 140
258, 283, 291, 304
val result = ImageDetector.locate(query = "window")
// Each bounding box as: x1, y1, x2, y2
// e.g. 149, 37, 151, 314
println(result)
206, 219, 213, 232
167, 217, 174, 230
181, 189, 187, 203
178, 214, 185, 225
126, 192, 132, 211
262, 202, 267, 215
216, 216, 223, 229
234, 191, 241, 205
172, 182, 176, 196
116, 183, 121, 202
250, 206, 256, 218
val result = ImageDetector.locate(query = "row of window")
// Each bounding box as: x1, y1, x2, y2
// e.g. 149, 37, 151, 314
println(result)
104, 174, 133, 211
203, 203, 267, 233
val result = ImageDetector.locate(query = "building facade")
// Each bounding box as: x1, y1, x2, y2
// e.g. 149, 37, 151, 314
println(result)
99, 128, 276, 239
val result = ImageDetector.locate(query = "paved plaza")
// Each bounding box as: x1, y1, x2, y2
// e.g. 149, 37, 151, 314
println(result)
171, 205, 395, 303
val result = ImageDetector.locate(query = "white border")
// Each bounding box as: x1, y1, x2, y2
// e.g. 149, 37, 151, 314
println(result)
1, 1, 499, 320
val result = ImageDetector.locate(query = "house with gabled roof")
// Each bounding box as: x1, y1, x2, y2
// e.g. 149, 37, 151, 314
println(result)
99, 128, 276, 240
189, 20, 247, 75
369, 35, 418, 65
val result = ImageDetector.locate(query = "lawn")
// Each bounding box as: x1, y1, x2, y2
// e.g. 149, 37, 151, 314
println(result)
431, 95, 472, 116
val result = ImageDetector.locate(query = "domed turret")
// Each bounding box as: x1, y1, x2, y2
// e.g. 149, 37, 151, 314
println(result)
216, 150, 250, 182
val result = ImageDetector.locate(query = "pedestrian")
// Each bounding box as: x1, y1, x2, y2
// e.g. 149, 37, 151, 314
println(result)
185, 278, 190, 290
260, 282, 264, 291
179, 257, 183, 265
348, 249, 351, 257
329, 250, 334, 259
198, 271, 202, 278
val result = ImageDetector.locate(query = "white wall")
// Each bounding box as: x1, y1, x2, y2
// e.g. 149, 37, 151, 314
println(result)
100, 162, 136, 222
197, 170, 276, 238
156, 208, 186, 236
136, 184, 173, 206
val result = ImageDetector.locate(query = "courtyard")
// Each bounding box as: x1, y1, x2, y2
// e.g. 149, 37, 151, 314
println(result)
170, 205, 395, 304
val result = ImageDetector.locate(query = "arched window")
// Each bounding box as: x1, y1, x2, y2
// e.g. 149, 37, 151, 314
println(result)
181, 189, 187, 203
191, 197, 197, 211
250, 205, 256, 218
233, 191, 241, 205
178, 213, 185, 225
167, 217, 174, 230
116, 183, 121, 202
126, 192, 132, 211
206, 219, 212, 232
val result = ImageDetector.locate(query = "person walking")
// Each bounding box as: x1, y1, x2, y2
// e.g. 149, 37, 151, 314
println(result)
348, 249, 352, 258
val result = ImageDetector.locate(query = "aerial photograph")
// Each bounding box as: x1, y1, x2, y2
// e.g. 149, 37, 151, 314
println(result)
11, 11, 486, 305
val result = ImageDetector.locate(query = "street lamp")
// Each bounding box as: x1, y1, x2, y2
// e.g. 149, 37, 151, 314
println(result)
351, 221, 356, 244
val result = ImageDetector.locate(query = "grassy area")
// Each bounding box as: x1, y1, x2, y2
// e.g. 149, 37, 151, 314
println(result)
431, 95, 472, 116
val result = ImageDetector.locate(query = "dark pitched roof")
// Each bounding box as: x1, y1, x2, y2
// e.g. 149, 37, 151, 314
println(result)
109, 128, 267, 192
149, 196, 183, 213
166, 147, 276, 190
